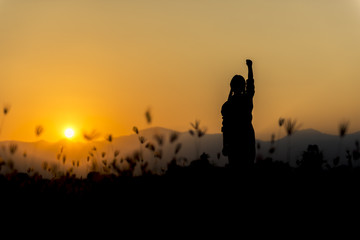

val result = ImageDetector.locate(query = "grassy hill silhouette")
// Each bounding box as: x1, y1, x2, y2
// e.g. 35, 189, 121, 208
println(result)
1, 127, 360, 178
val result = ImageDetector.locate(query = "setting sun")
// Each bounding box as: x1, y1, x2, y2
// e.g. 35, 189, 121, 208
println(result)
64, 128, 75, 139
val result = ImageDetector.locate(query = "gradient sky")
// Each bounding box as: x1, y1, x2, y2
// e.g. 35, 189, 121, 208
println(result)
0, 0, 360, 142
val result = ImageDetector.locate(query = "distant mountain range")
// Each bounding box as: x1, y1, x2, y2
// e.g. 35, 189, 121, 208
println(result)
257, 128, 360, 166
1, 127, 359, 177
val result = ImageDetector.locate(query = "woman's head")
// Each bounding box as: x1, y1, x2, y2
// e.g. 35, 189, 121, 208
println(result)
230, 75, 245, 94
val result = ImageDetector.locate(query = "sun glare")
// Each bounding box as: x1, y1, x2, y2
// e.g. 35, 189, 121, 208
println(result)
64, 128, 75, 139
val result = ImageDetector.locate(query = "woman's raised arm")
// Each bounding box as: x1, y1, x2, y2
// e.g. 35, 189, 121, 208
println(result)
246, 59, 254, 96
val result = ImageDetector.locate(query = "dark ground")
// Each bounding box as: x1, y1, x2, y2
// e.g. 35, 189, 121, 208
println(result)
1, 160, 360, 234
1, 160, 360, 207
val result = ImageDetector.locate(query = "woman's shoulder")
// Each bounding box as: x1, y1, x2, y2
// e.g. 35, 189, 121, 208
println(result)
221, 100, 229, 109
221, 99, 233, 114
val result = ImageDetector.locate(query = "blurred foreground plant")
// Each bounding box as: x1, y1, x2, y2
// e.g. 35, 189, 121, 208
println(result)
189, 120, 207, 160
335, 121, 350, 166
0, 104, 11, 135
283, 118, 301, 163
83, 130, 101, 173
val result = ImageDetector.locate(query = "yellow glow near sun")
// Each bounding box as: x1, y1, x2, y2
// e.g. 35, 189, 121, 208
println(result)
64, 128, 75, 139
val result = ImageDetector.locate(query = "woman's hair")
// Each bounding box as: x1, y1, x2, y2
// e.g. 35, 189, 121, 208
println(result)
230, 75, 245, 93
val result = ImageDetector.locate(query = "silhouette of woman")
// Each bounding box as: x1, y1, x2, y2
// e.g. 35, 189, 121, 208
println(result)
221, 59, 255, 170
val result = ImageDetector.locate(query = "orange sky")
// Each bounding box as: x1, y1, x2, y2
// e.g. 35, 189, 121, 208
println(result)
0, 0, 360, 142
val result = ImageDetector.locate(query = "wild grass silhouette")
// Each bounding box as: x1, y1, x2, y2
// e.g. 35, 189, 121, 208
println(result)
284, 118, 301, 162
0, 106, 360, 206
337, 121, 350, 160
0, 104, 10, 135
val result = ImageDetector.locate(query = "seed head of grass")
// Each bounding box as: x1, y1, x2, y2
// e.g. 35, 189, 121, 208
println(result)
145, 108, 152, 124
132, 151, 141, 162
169, 132, 179, 143
138, 136, 146, 144
9, 144, 17, 155
197, 128, 207, 138
106, 134, 113, 143
35, 125, 44, 137
189, 120, 207, 138
145, 142, 155, 152
7, 159, 14, 170
42, 161, 48, 171
141, 161, 149, 173
133, 126, 139, 135
154, 134, 164, 146
278, 118, 285, 127
174, 143, 182, 155
3, 104, 10, 115
111, 158, 117, 167
284, 118, 301, 136
339, 121, 350, 138
271, 134, 276, 144
83, 130, 101, 141
114, 150, 120, 158
190, 120, 200, 130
